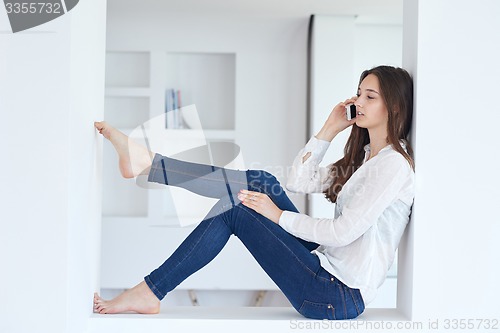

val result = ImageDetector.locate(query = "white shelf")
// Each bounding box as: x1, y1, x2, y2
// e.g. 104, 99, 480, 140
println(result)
204, 130, 235, 140
104, 51, 236, 131
114, 128, 235, 143
164, 52, 236, 130
102, 216, 206, 229
88, 308, 407, 333
132, 128, 235, 140
87, 307, 302, 333
101, 49, 243, 290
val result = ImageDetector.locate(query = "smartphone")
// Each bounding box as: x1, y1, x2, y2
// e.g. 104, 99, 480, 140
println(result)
346, 104, 356, 120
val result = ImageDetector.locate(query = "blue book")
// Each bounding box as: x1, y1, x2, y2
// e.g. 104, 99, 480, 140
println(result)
165, 89, 174, 128
172, 89, 178, 128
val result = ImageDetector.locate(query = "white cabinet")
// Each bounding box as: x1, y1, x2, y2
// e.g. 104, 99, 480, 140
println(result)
101, 51, 278, 290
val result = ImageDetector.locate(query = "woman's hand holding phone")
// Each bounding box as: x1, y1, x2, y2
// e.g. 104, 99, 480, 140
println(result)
315, 97, 358, 142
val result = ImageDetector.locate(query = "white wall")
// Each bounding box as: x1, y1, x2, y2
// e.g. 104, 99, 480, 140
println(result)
105, 6, 308, 199
67, 1, 107, 331
403, 0, 500, 323
0, 1, 106, 332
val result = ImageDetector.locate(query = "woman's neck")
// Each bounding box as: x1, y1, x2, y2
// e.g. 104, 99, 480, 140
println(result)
367, 127, 389, 160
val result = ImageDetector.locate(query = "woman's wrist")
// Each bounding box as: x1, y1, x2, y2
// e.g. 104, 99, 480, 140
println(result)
315, 125, 339, 142
273, 209, 284, 224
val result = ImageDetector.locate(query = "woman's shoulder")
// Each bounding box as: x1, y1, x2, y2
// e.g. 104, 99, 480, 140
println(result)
377, 145, 414, 173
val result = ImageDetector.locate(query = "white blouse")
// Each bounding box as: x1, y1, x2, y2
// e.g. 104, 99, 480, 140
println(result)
279, 136, 415, 304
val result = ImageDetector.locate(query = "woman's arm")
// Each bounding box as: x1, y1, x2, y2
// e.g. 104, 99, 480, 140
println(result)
280, 154, 413, 247
286, 137, 333, 193
287, 99, 357, 193
315, 98, 357, 142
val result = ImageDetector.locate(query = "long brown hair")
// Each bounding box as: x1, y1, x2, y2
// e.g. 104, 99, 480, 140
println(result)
324, 65, 414, 203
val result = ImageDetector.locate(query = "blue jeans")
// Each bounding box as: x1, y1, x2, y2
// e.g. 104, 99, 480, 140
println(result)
144, 154, 365, 320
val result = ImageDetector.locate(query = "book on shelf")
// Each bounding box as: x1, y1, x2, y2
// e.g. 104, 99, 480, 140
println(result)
165, 88, 186, 129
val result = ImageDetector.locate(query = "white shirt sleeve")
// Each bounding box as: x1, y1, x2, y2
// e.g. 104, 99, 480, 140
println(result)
279, 153, 411, 247
286, 136, 333, 193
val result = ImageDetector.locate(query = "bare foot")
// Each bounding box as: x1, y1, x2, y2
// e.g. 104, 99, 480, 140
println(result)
93, 281, 160, 314
94, 121, 154, 178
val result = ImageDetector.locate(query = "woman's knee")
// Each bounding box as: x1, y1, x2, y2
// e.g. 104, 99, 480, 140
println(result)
246, 170, 286, 199
247, 169, 278, 183
247, 170, 280, 188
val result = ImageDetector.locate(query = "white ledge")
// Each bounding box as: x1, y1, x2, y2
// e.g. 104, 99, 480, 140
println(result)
88, 307, 409, 333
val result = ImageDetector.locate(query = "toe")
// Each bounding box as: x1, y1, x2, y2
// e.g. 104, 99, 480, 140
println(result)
94, 121, 106, 131
96, 304, 104, 313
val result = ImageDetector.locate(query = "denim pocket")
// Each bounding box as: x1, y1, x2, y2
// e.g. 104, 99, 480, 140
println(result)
298, 300, 336, 320
348, 288, 365, 317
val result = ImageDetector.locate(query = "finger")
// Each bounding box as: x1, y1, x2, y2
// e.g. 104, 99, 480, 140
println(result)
344, 97, 357, 105
241, 199, 258, 212
242, 194, 259, 204
237, 192, 248, 202
337, 101, 347, 109
240, 189, 259, 196
251, 193, 261, 201
239, 190, 260, 201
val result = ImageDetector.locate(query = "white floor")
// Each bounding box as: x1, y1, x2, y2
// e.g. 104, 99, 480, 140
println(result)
88, 307, 408, 333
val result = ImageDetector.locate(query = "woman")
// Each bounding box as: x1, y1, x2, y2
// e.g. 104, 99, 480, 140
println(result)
93, 65, 415, 320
